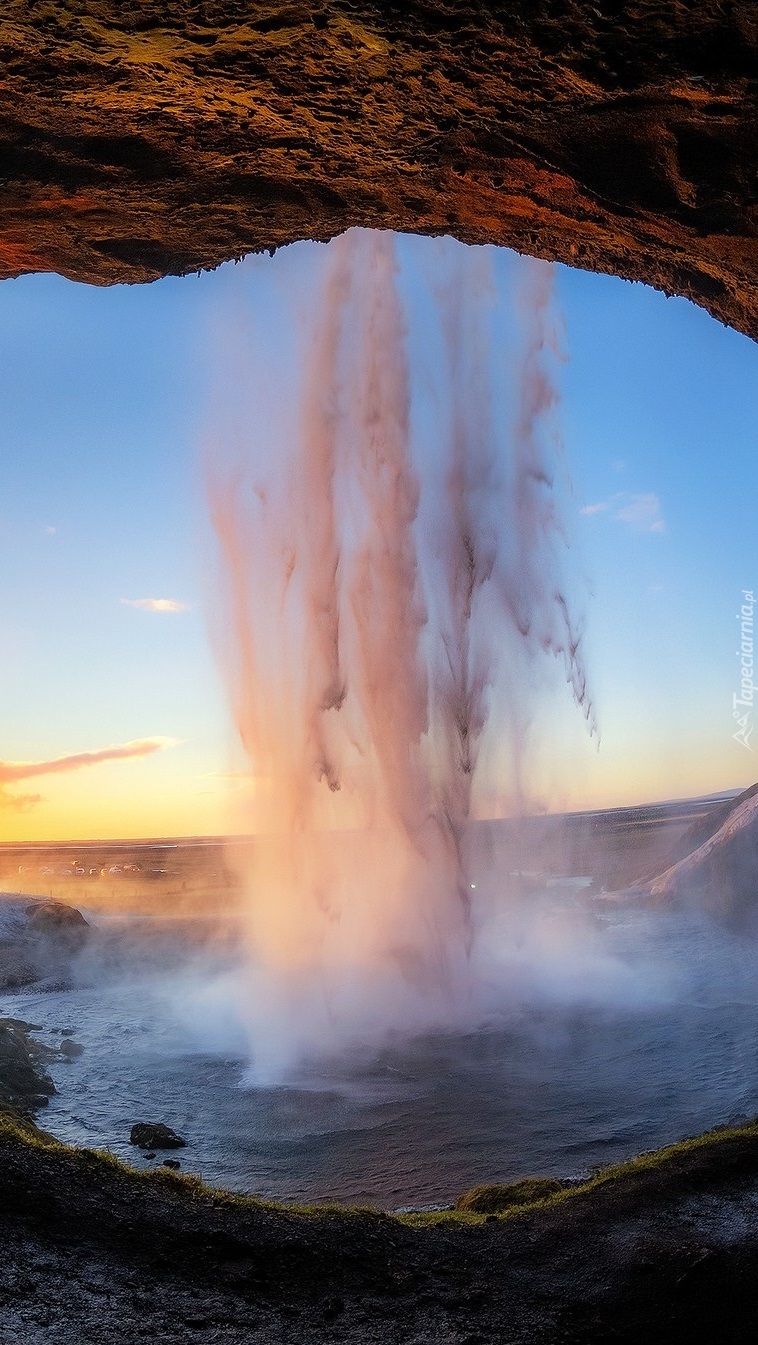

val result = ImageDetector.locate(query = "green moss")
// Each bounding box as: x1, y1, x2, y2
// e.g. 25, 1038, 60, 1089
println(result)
0, 1110, 381, 1221
403, 1118, 758, 1226
0, 1102, 56, 1142
455, 1177, 570, 1214
2, 1107, 757, 1230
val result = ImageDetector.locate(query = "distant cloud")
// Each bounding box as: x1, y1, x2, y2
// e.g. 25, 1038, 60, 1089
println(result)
616, 493, 665, 533
581, 491, 665, 534
0, 789, 43, 813
120, 598, 191, 614
44, 525, 56, 536
0, 737, 180, 811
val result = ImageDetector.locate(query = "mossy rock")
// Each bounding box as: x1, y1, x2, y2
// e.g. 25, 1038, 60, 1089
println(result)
455, 1177, 571, 1214
0, 1101, 52, 1140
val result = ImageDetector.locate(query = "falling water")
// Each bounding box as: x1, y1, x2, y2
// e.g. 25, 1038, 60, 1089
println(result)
207, 230, 593, 1081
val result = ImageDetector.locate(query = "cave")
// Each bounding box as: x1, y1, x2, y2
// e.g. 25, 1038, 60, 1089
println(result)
1, 0, 756, 339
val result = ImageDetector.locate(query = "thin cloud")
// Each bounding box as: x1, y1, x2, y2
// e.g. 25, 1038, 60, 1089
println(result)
581, 491, 665, 534
120, 598, 191, 614
44, 525, 56, 536
0, 737, 180, 783
0, 789, 43, 812
0, 737, 180, 811
616, 493, 665, 533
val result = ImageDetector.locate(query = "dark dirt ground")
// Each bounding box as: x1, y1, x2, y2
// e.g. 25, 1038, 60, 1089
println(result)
1, 1116, 758, 1343
1, 1, 757, 337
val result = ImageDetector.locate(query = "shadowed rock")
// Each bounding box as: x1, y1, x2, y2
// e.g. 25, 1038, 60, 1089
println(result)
0, 1019, 56, 1113
130, 1122, 187, 1150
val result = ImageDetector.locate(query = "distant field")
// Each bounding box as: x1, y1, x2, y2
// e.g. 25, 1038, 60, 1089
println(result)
0, 792, 736, 913
0, 838, 244, 915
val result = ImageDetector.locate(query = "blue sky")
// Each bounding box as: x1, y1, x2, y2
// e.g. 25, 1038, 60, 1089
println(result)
1, 233, 756, 839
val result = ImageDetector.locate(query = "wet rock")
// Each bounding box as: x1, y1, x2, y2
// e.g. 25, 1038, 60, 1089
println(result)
130, 1123, 187, 1150
0, 1019, 56, 1113
58, 1038, 84, 1060
24, 901, 89, 951
0, 896, 90, 991
162, 1158, 182, 1170
0, 948, 37, 990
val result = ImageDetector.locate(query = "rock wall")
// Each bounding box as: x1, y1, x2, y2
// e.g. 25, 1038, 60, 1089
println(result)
1, 2, 757, 335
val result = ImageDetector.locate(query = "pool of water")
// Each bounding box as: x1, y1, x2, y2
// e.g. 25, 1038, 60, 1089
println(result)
5, 895, 758, 1209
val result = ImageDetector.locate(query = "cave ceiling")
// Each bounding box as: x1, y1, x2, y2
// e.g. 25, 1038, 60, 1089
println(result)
1, 1, 757, 337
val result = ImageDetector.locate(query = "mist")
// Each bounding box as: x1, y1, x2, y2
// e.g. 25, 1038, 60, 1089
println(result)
204, 230, 601, 1081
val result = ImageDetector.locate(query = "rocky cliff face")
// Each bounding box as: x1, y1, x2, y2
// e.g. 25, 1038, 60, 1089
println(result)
647, 789, 758, 927
1, 2, 757, 335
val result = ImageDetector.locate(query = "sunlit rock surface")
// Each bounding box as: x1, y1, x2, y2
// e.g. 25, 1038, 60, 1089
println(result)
647, 786, 758, 927
0, 2, 756, 335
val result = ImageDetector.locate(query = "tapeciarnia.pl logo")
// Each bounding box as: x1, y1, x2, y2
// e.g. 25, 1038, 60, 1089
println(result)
733, 588, 755, 751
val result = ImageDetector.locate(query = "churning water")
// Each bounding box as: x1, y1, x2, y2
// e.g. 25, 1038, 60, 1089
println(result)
8, 885, 758, 1210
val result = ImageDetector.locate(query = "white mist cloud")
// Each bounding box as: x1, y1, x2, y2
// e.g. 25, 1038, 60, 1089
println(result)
120, 598, 191, 613
581, 491, 665, 534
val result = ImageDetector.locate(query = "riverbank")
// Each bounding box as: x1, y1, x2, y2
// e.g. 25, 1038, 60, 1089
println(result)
1, 1109, 757, 1343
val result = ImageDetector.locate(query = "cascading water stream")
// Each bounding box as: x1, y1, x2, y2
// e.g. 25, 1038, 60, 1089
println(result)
207, 230, 594, 1081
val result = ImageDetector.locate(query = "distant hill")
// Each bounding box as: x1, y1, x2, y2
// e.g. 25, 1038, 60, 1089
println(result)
646, 785, 758, 926
668, 782, 758, 865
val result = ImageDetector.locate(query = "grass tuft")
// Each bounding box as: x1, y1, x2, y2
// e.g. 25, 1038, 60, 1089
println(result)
455, 1177, 570, 1214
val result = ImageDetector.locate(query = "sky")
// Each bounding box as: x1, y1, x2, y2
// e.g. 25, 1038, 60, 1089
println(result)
1, 232, 757, 841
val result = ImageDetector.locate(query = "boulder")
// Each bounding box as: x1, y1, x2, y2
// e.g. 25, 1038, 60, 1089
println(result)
0, 896, 90, 991
0, 1018, 56, 1113
58, 1038, 84, 1060
130, 1122, 187, 1150
24, 901, 90, 951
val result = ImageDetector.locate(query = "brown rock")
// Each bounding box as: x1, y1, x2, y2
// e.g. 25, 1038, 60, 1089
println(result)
0, 2, 755, 336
